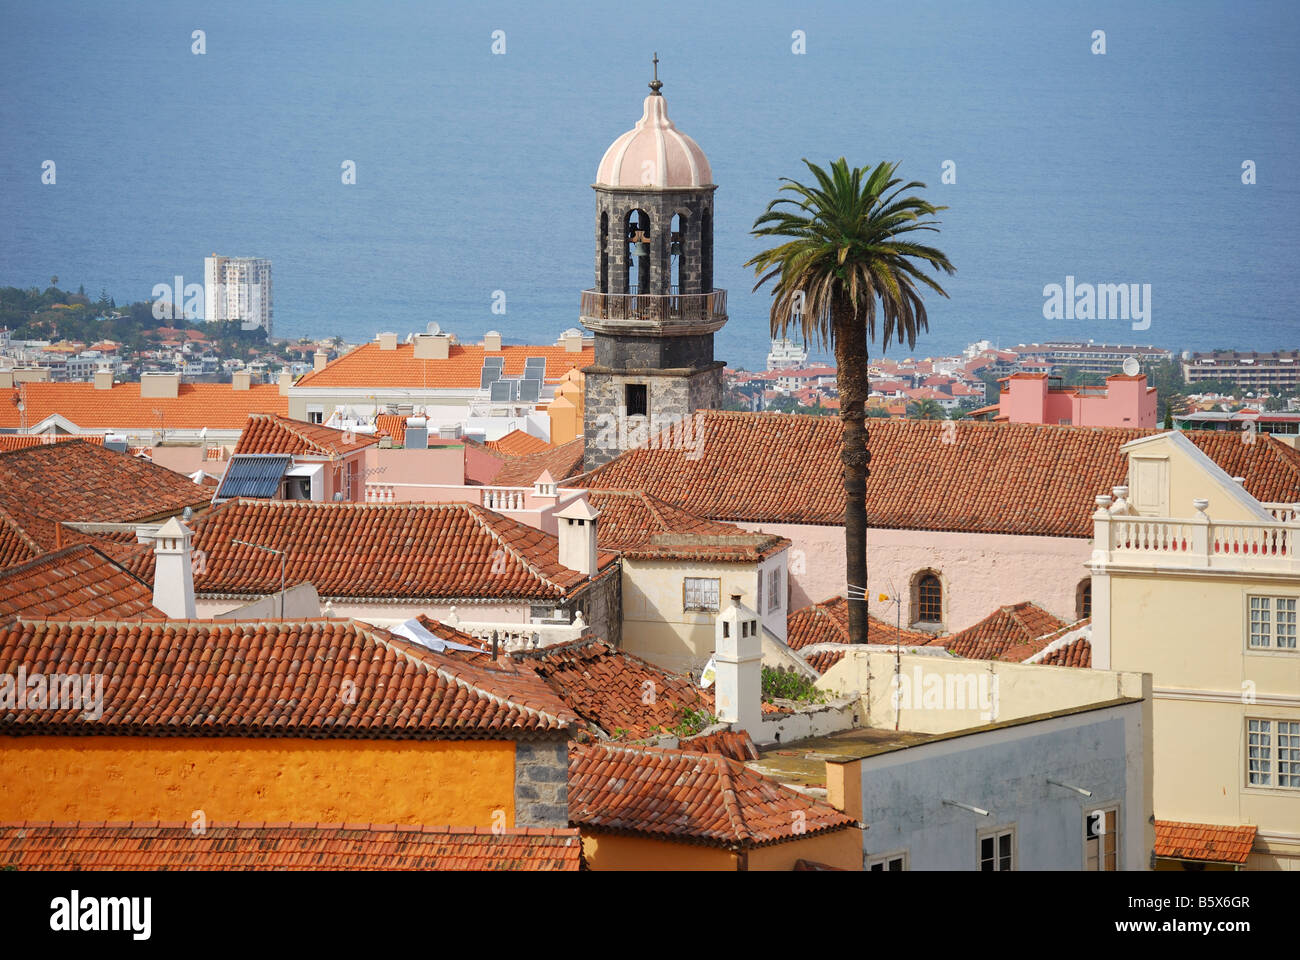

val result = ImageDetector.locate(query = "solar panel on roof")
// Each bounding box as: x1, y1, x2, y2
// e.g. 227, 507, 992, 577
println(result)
215, 455, 292, 501
519, 379, 541, 403
524, 357, 546, 379
480, 366, 501, 389
489, 380, 513, 403
484, 356, 505, 370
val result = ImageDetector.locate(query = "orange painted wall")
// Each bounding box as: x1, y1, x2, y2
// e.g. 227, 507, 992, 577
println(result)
581, 832, 738, 871
745, 828, 863, 871
1, 736, 516, 827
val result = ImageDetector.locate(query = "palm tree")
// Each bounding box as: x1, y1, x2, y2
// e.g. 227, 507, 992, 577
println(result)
747, 158, 954, 644
906, 398, 946, 420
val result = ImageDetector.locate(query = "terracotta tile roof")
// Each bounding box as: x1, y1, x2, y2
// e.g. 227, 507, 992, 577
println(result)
0, 544, 161, 622
587, 489, 789, 562
578, 412, 1300, 536
945, 602, 1067, 660
233, 413, 378, 457
0, 507, 43, 571
1035, 634, 1092, 667
184, 499, 617, 602
786, 596, 937, 651
517, 637, 713, 740
0, 618, 578, 739
17, 381, 288, 430
0, 434, 104, 452
487, 438, 586, 486
803, 649, 848, 674
486, 429, 552, 456
375, 414, 406, 446
1154, 820, 1257, 865
0, 822, 583, 871
0, 442, 209, 559
678, 729, 760, 762
296, 342, 593, 389
568, 741, 855, 848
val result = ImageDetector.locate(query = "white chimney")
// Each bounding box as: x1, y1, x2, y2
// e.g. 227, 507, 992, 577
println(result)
714, 592, 763, 736
94, 366, 114, 390
314, 350, 329, 372
152, 516, 196, 618
483, 330, 502, 352
231, 369, 251, 391
377, 332, 398, 351
555, 496, 600, 576
413, 333, 450, 359
279, 368, 293, 395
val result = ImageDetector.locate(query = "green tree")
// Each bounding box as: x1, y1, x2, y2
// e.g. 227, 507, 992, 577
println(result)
906, 398, 947, 420
747, 158, 953, 644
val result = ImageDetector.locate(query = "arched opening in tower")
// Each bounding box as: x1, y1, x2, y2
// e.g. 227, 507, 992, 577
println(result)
701, 209, 712, 293
625, 209, 651, 294
599, 211, 610, 294
669, 213, 684, 294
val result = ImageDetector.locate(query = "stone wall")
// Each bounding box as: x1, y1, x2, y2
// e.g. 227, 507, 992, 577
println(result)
513, 740, 570, 828
582, 365, 723, 470
593, 186, 715, 295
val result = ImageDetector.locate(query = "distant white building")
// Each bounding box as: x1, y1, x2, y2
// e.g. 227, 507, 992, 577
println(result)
204, 255, 273, 335
766, 337, 808, 371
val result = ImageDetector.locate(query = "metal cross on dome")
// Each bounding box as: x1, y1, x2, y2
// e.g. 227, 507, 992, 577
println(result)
650, 52, 662, 94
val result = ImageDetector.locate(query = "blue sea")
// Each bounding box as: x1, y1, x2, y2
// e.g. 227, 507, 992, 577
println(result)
1, 0, 1297, 370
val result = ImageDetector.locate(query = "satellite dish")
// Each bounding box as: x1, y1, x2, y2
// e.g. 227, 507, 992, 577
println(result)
1122, 356, 1140, 377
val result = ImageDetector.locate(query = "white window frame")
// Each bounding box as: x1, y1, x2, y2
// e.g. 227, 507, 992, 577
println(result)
977, 824, 1016, 871
767, 566, 781, 613
683, 577, 720, 613
1247, 594, 1297, 652
866, 850, 908, 871
1247, 717, 1300, 790
1084, 805, 1120, 871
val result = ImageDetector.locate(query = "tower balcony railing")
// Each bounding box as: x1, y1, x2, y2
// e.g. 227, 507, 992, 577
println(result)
580, 288, 727, 327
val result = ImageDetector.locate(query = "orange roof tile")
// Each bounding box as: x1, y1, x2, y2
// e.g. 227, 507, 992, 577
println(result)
296, 342, 593, 389
518, 637, 713, 740
587, 489, 789, 562
568, 742, 855, 848
1035, 634, 1092, 667
183, 499, 617, 602
375, 413, 406, 446
484, 438, 586, 486
0, 507, 43, 571
0, 544, 161, 621
0, 821, 584, 871
0, 618, 578, 739
0, 434, 104, 452
786, 596, 938, 651
578, 412, 1300, 537
945, 602, 1067, 660
17, 381, 287, 430
233, 413, 378, 457
0, 442, 209, 562
1154, 820, 1257, 865
486, 429, 552, 456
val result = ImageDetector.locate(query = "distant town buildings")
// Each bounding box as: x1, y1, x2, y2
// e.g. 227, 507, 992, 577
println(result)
1012, 341, 1173, 375
971, 371, 1159, 427
1182, 349, 1300, 391
767, 337, 808, 370
204, 254, 273, 335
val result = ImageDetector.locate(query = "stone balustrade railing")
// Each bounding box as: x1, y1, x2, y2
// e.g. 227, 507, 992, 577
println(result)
442, 608, 588, 653
1093, 498, 1299, 571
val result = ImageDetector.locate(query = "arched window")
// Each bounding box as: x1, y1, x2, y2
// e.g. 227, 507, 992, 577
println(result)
912, 570, 944, 628
625, 209, 650, 293
670, 213, 684, 293
1077, 579, 1092, 620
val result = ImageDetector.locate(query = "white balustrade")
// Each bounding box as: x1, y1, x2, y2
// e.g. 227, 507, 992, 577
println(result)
1095, 500, 1298, 571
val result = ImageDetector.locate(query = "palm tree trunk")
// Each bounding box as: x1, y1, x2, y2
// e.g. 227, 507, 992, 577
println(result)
833, 299, 871, 644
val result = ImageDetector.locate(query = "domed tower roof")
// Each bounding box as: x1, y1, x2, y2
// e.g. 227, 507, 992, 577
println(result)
595, 56, 712, 189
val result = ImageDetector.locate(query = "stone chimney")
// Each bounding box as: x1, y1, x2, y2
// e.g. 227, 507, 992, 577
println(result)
152, 516, 196, 618
413, 333, 450, 360
94, 367, 114, 390
377, 332, 398, 351
555, 496, 600, 576
279, 368, 293, 395
314, 350, 329, 373
714, 592, 763, 736
140, 371, 180, 398
483, 330, 502, 352
231, 370, 251, 391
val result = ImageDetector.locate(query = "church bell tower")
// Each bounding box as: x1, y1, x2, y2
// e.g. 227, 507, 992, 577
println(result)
580, 56, 727, 471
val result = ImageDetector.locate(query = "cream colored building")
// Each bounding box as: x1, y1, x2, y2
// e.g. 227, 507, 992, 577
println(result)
1090, 431, 1300, 869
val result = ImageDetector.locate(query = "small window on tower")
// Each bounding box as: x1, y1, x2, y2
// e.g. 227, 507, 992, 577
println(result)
626, 383, 648, 417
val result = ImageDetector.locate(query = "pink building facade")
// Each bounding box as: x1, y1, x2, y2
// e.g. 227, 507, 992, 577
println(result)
994, 373, 1157, 427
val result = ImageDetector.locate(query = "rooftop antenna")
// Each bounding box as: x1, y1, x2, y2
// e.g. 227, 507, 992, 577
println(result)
649, 52, 662, 94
